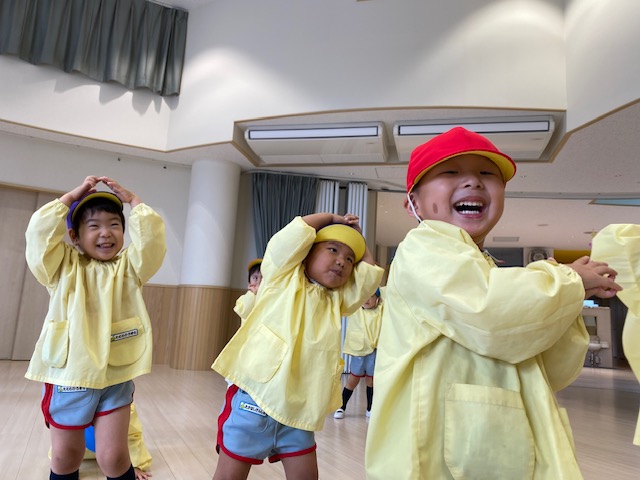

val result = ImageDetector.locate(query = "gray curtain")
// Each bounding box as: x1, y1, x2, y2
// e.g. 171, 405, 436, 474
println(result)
0, 0, 188, 96
252, 172, 320, 255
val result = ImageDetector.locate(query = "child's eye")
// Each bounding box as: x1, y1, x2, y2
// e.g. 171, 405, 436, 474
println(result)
481, 170, 498, 176
328, 247, 337, 253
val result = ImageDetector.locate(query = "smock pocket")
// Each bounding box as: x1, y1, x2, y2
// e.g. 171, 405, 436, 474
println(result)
444, 383, 535, 480
109, 317, 146, 366
240, 324, 287, 383
42, 321, 69, 368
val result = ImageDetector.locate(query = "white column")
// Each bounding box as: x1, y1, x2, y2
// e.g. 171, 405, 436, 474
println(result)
180, 158, 241, 286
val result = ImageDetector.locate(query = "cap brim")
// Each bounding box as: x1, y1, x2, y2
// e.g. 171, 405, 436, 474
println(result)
314, 224, 366, 262
410, 150, 515, 191
68, 191, 123, 226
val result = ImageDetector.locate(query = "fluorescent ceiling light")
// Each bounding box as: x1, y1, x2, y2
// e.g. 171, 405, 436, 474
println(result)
397, 120, 551, 136
591, 198, 640, 206
247, 125, 379, 140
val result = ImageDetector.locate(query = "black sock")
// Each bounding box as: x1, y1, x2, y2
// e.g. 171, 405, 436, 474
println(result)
50, 470, 79, 480
341, 387, 354, 410
366, 386, 374, 411
107, 465, 135, 480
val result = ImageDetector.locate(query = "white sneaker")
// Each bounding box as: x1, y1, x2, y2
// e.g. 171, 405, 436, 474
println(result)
334, 408, 345, 419
365, 410, 371, 418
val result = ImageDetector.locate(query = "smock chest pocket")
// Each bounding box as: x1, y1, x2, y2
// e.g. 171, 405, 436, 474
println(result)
239, 324, 287, 383
42, 320, 69, 368
109, 317, 146, 366
444, 383, 535, 480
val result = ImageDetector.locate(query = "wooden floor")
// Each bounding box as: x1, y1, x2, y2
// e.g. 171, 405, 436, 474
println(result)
2, 360, 639, 479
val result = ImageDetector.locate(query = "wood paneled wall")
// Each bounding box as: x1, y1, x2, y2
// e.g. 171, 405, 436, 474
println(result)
143, 284, 243, 369
0, 188, 57, 360
167, 285, 240, 370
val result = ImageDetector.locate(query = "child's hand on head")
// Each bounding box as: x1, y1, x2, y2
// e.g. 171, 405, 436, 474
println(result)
567, 256, 622, 299
61, 176, 101, 206
339, 213, 362, 233
100, 177, 141, 207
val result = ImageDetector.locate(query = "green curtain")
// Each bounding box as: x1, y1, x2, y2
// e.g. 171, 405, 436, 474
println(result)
252, 172, 320, 255
0, 0, 188, 96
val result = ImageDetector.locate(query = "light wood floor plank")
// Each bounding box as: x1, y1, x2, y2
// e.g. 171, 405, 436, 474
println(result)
1, 360, 638, 479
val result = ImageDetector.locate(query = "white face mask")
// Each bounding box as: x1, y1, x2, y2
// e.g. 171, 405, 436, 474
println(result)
406, 192, 422, 223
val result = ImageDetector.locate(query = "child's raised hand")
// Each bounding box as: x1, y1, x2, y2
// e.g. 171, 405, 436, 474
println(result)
567, 256, 622, 299
100, 177, 141, 207
338, 213, 362, 233
60, 176, 101, 206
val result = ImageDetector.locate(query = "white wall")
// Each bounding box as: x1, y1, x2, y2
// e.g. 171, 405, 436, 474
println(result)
168, 0, 567, 148
0, 55, 174, 149
0, 132, 190, 285
565, 0, 640, 130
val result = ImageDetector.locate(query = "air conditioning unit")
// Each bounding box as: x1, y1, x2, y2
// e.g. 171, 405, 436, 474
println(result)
244, 122, 387, 165
523, 247, 554, 265
393, 116, 555, 163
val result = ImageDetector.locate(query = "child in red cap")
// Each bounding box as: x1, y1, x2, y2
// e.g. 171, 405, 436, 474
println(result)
365, 127, 621, 479
212, 213, 383, 479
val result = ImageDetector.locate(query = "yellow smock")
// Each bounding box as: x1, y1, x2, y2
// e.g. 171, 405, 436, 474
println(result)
213, 216, 383, 431
365, 220, 587, 480
25, 199, 166, 389
343, 302, 383, 356
591, 224, 640, 445
128, 402, 152, 471
233, 290, 256, 327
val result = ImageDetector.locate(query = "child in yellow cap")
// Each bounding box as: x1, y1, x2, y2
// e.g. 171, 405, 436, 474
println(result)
334, 287, 383, 420
591, 224, 640, 445
233, 258, 263, 326
365, 127, 621, 479
212, 213, 383, 479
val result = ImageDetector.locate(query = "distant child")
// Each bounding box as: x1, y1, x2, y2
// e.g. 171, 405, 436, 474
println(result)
334, 287, 383, 419
212, 213, 383, 480
80, 402, 153, 479
591, 224, 640, 445
25, 176, 166, 480
364, 127, 621, 479
50, 402, 153, 479
233, 258, 263, 326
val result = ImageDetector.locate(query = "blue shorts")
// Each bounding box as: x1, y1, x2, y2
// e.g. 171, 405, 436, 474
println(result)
349, 350, 377, 377
217, 385, 316, 464
42, 381, 135, 429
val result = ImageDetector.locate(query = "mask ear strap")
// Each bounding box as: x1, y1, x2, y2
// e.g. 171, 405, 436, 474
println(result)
406, 192, 422, 223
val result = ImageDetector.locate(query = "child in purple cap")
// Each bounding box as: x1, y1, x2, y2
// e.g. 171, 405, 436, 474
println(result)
365, 127, 622, 479
25, 175, 165, 480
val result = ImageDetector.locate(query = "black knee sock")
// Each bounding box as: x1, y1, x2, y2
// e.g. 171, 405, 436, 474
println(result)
341, 387, 354, 410
107, 465, 135, 480
50, 470, 79, 480
366, 386, 374, 411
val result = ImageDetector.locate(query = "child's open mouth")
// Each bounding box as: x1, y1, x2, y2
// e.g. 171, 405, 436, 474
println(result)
454, 201, 484, 215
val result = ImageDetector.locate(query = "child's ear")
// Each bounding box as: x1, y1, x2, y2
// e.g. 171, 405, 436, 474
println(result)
68, 228, 79, 244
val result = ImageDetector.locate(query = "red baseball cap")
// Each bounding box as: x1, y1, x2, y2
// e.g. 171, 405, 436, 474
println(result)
406, 126, 516, 192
